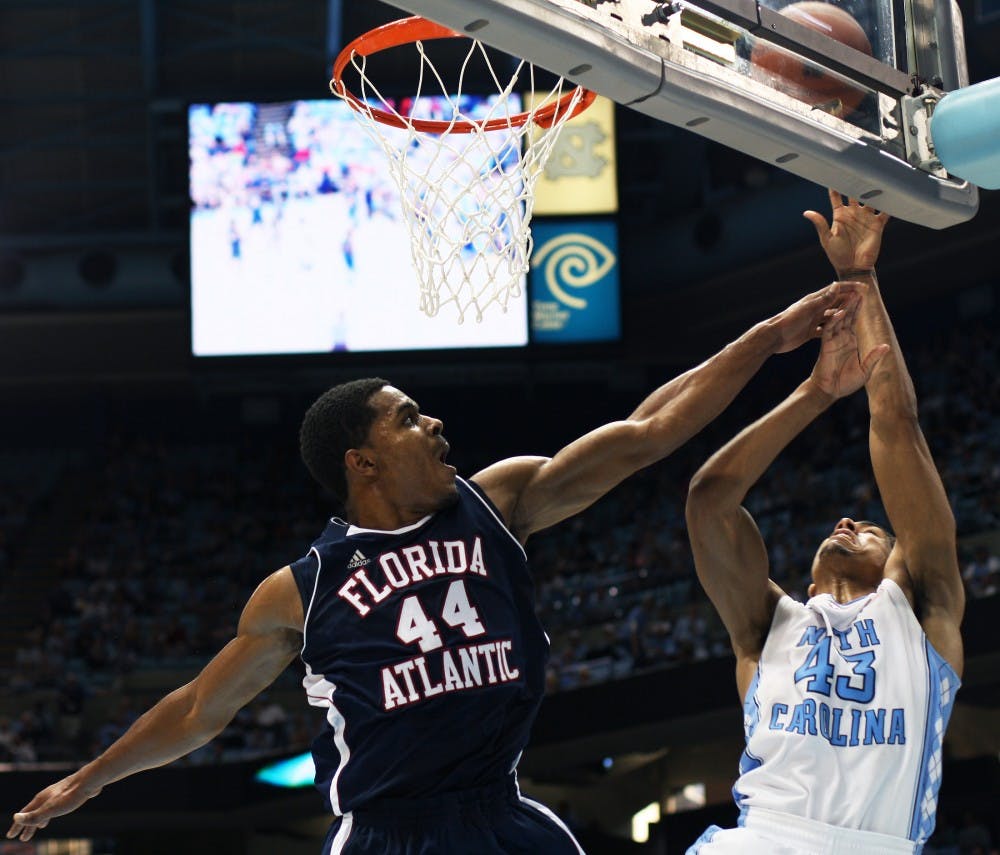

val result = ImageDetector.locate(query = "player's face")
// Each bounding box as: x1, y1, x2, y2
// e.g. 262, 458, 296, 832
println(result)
362, 386, 458, 513
812, 517, 893, 577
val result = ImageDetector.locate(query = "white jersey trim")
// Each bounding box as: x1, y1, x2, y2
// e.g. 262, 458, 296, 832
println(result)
345, 515, 432, 538
513, 769, 585, 854
329, 812, 353, 854
519, 795, 585, 854
462, 476, 528, 561
302, 665, 352, 817
300, 546, 323, 653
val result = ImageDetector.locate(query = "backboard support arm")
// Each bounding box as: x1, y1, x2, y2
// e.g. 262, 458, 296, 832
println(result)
382, 0, 979, 227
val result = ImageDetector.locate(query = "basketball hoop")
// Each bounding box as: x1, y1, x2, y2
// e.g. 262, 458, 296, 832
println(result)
331, 16, 595, 323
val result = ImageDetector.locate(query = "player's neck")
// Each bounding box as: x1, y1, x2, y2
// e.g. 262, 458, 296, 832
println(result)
813, 577, 879, 604
345, 494, 430, 533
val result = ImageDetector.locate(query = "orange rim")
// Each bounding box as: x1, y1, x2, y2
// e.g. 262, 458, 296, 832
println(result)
331, 16, 596, 134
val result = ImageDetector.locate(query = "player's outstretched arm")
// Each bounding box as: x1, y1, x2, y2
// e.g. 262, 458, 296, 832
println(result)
686, 297, 886, 696
805, 191, 963, 675
474, 282, 866, 542
6, 568, 303, 843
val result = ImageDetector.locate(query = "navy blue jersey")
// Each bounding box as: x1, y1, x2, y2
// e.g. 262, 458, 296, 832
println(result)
289, 476, 549, 816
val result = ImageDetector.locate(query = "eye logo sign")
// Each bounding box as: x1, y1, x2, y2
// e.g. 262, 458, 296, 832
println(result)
533, 232, 616, 310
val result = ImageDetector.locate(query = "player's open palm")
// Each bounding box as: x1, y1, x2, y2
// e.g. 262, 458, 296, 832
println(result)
810, 293, 889, 399
7, 772, 102, 842
804, 188, 890, 274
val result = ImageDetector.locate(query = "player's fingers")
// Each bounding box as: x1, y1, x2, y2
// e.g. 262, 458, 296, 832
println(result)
847, 196, 860, 207
833, 279, 869, 296
841, 295, 862, 328
7, 821, 29, 843
10, 811, 46, 842
803, 210, 831, 241
836, 292, 862, 324
824, 281, 848, 299
12, 804, 51, 825
11, 812, 35, 830
823, 307, 847, 336
825, 281, 866, 306
828, 188, 844, 209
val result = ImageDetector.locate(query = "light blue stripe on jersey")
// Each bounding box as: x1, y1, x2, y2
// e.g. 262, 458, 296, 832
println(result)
907, 640, 959, 843
686, 824, 722, 854
733, 667, 763, 807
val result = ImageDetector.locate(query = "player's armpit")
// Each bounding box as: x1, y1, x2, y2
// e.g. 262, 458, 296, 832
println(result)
885, 543, 964, 678
867, 417, 964, 673
919, 602, 965, 679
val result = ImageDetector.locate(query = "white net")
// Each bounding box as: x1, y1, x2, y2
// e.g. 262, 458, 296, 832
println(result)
331, 34, 588, 324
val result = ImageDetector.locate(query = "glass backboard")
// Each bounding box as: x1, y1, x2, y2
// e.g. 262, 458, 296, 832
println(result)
379, 0, 978, 228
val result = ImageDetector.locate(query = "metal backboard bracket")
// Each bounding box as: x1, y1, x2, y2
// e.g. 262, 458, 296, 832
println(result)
380, 0, 978, 228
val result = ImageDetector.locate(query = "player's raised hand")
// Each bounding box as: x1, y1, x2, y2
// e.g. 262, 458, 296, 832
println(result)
808, 290, 889, 399
7, 771, 102, 842
804, 189, 891, 275
772, 280, 867, 354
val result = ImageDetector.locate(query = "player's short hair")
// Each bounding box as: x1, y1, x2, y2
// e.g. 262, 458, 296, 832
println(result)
300, 378, 390, 503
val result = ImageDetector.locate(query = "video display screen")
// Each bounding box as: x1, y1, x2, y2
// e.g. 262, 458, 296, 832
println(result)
188, 98, 529, 356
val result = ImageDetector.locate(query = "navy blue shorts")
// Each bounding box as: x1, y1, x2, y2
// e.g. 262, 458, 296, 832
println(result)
321, 778, 583, 854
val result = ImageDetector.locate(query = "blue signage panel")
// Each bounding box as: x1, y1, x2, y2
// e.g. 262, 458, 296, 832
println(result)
529, 220, 621, 343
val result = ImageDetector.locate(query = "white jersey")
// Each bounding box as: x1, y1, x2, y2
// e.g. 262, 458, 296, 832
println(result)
733, 578, 959, 845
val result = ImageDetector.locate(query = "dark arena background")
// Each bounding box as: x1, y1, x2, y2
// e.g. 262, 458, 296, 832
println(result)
1, 2, 999, 853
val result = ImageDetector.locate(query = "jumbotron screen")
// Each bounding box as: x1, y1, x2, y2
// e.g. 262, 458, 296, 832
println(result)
188, 99, 529, 356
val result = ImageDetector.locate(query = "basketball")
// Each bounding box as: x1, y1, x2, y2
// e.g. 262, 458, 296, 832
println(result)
749, 2, 873, 118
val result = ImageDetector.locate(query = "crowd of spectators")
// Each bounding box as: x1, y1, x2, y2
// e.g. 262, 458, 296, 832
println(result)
0, 451, 65, 579
0, 318, 997, 766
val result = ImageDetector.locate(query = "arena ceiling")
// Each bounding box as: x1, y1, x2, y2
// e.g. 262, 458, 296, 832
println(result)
2, 0, 996, 244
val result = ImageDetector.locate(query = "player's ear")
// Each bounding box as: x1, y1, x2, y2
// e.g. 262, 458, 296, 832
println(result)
807, 582, 817, 598
345, 448, 377, 480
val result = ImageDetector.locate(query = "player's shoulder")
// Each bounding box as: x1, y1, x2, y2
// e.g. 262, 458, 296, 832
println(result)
471, 456, 548, 492
310, 516, 350, 549
241, 565, 305, 634
470, 456, 548, 525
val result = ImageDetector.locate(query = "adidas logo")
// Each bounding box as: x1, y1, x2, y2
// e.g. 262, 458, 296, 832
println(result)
347, 549, 370, 569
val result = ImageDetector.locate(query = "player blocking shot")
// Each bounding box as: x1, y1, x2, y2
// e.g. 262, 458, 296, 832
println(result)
684, 193, 964, 854
9, 270, 863, 852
